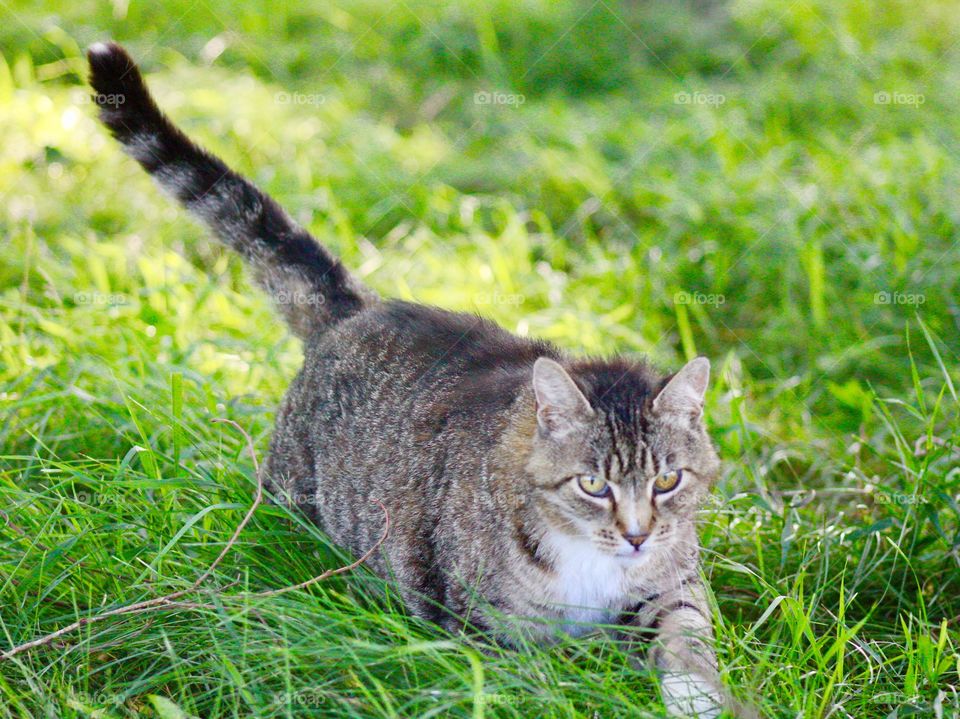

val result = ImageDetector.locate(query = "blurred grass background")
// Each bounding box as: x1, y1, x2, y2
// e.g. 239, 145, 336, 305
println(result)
1, 0, 959, 717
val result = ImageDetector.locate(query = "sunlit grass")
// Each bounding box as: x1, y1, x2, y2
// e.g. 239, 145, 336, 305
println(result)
2, 0, 960, 716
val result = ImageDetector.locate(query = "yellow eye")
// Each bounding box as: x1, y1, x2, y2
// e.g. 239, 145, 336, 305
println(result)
577, 474, 610, 497
653, 469, 682, 494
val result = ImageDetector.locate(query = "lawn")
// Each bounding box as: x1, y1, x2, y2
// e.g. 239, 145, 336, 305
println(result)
1, 0, 959, 716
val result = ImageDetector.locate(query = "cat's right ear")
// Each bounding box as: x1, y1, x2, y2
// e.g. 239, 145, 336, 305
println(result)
532, 358, 594, 438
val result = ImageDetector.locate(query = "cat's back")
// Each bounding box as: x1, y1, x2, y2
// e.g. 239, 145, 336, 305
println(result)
265, 299, 558, 569
299, 300, 558, 413
333, 300, 554, 384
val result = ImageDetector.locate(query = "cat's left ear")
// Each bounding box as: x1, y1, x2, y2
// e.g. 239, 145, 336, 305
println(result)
653, 357, 710, 419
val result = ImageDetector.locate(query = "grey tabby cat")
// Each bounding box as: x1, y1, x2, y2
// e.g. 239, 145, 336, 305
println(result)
88, 42, 746, 718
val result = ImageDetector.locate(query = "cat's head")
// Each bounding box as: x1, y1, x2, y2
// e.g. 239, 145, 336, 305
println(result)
525, 356, 719, 563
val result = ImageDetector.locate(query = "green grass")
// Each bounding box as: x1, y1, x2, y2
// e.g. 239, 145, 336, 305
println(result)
2, 0, 960, 716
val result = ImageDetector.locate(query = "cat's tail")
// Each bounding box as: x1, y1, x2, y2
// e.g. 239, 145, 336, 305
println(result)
86, 42, 375, 338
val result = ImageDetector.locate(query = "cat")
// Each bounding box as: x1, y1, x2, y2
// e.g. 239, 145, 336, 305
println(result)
87, 42, 747, 718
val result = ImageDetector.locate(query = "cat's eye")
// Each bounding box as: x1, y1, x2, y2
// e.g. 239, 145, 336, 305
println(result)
653, 469, 683, 494
576, 474, 610, 498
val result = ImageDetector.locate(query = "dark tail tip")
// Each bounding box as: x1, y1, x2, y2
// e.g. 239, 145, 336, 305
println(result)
87, 42, 142, 97
87, 42, 161, 137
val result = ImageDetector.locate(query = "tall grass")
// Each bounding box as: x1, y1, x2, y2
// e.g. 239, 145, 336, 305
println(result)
2, 0, 959, 716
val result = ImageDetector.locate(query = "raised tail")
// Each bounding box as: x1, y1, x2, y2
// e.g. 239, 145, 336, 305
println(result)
87, 42, 374, 338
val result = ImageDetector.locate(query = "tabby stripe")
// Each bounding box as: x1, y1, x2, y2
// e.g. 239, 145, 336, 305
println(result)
638, 404, 651, 445
625, 436, 637, 475
636, 598, 706, 635
603, 413, 620, 474
513, 518, 553, 573
615, 428, 628, 475
635, 590, 663, 609
665, 600, 706, 618
679, 572, 699, 588
622, 590, 663, 616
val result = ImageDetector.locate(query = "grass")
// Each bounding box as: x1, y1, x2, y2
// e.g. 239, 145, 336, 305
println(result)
2, 0, 960, 716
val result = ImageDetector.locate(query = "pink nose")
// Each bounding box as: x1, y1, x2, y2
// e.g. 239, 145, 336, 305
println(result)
623, 531, 649, 548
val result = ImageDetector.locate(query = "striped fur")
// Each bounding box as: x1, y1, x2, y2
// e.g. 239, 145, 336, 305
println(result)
87, 43, 750, 718
87, 42, 374, 338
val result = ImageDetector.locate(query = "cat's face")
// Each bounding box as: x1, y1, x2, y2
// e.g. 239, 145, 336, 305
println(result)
526, 357, 719, 564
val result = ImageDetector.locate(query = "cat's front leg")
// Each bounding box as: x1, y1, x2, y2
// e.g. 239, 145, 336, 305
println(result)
650, 598, 725, 718
619, 581, 727, 718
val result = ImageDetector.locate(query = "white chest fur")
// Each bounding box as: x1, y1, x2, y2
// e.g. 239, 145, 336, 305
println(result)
539, 532, 637, 633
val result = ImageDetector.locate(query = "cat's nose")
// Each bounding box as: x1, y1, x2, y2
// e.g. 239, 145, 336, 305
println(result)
622, 531, 650, 548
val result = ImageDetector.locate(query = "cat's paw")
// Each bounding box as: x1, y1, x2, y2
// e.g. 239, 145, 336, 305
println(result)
660, 671, 724, 719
